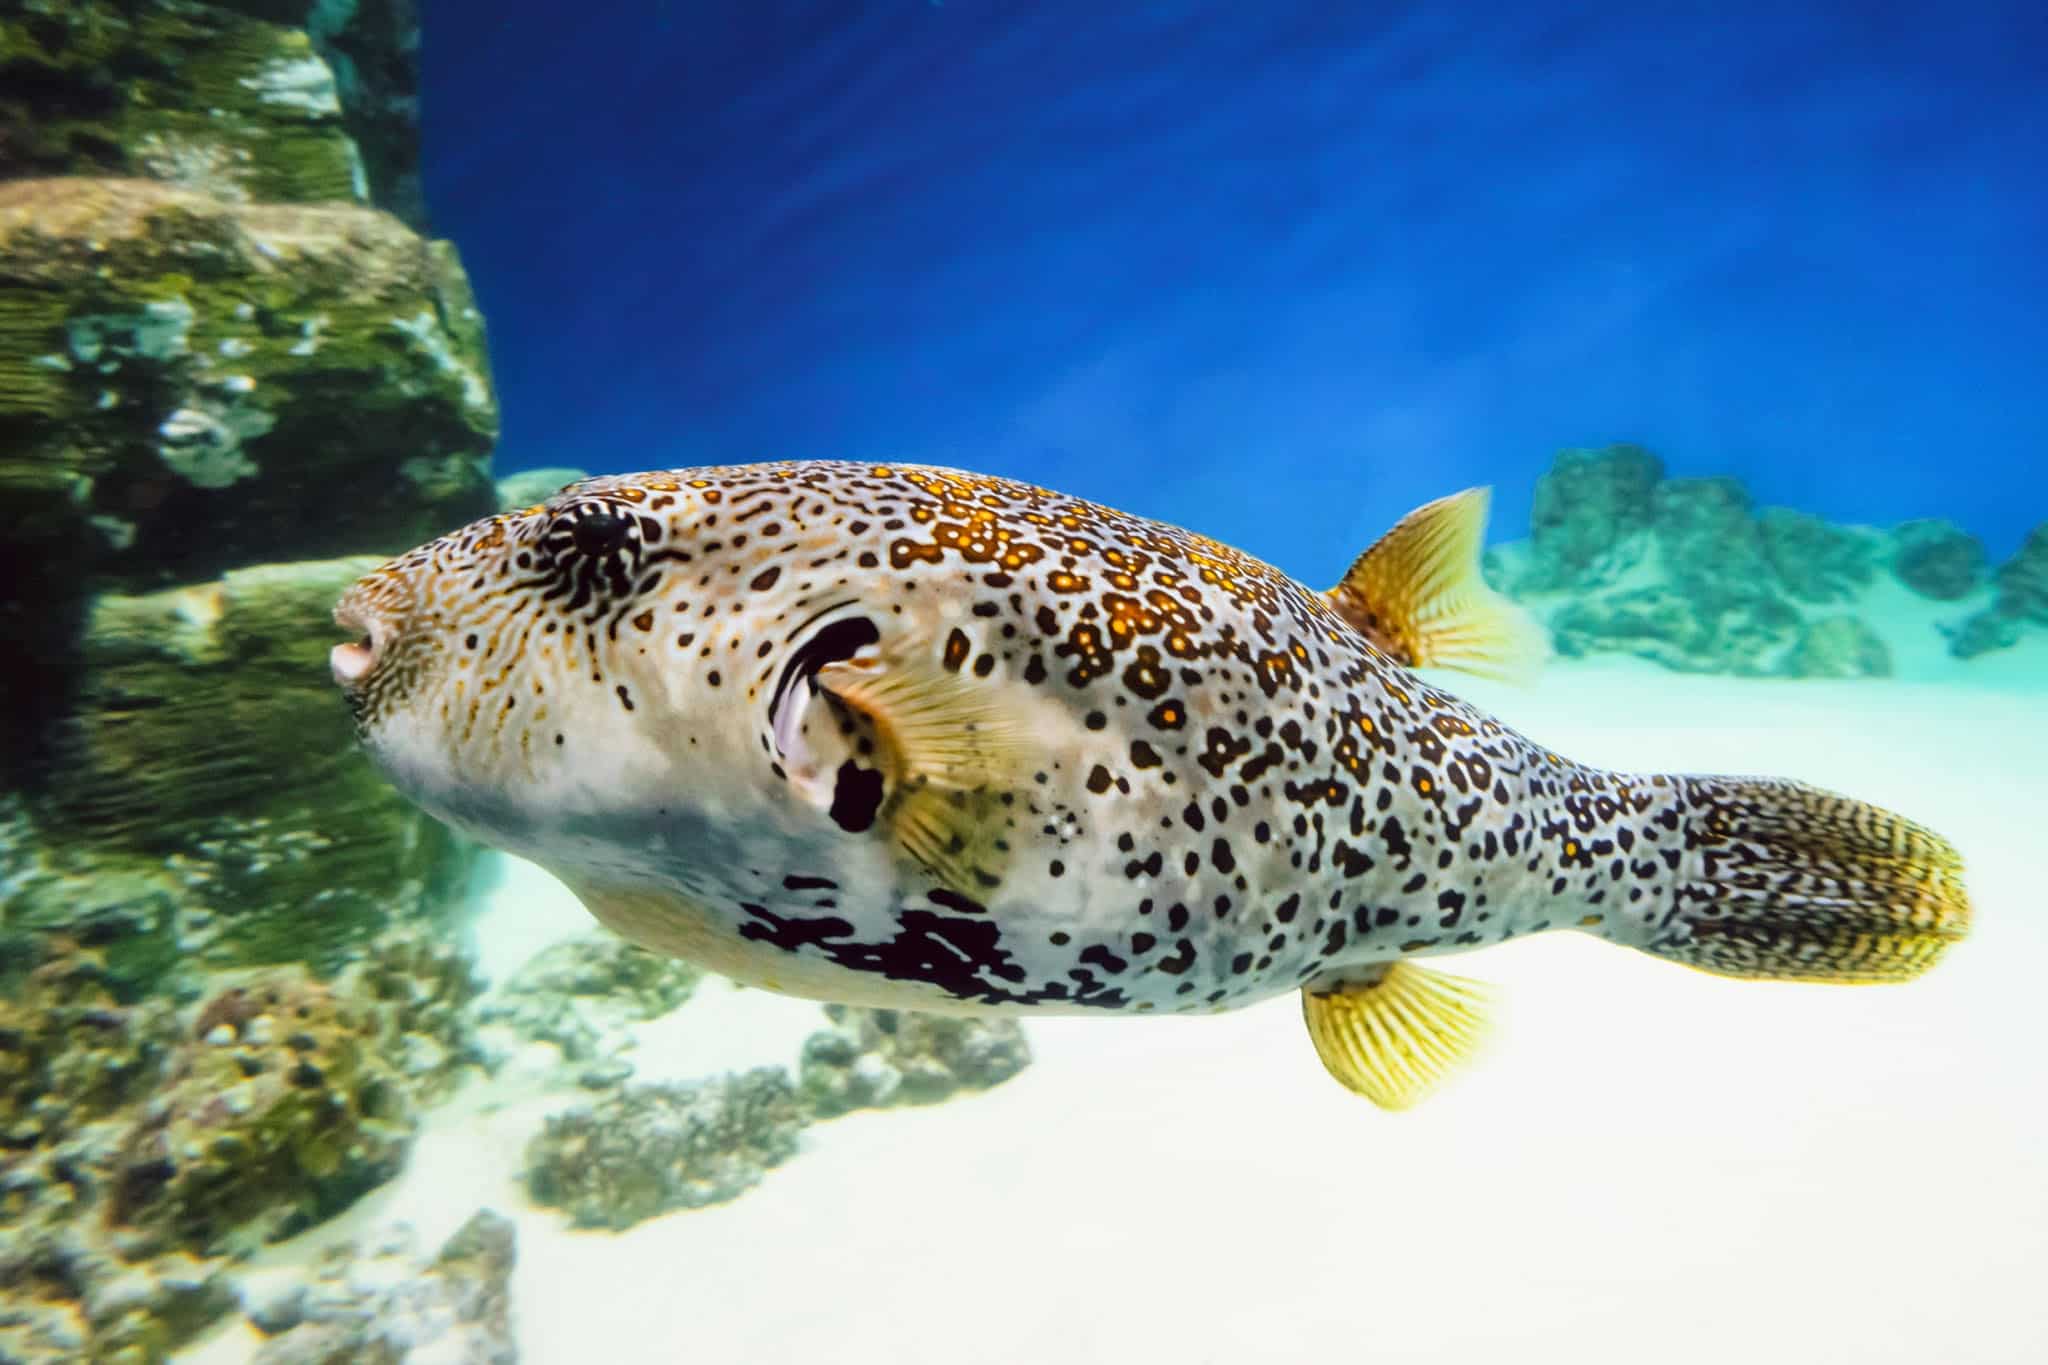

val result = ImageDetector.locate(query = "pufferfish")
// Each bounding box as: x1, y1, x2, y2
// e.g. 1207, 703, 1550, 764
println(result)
331, 462, 1971, 1109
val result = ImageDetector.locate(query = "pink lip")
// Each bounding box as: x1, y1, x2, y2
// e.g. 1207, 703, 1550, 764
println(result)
331, 639, 375, 685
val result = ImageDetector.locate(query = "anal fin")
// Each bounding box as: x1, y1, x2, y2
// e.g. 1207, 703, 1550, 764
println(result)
1326, 487, 1548, 684
1301, 961, 1494, 1110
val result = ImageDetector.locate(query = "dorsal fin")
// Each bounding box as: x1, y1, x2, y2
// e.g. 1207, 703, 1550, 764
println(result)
1325, 487, 1549, 684
814, 629, 1038, 900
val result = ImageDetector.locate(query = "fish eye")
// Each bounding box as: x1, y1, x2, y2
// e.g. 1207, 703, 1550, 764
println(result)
567, 507, 633, 559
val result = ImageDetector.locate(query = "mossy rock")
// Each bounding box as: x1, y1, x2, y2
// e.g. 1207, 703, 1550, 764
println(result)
110, 966, 414, 1257
0, 176, 495, 773
10, 556, 478, 982
1519, 443, 1665, 591
0, 2, 362, 205
525, 1070, 808, 1230
0, 178, 495, 583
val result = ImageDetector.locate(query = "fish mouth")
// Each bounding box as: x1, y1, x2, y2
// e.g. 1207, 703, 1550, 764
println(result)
330, 597, 381, 689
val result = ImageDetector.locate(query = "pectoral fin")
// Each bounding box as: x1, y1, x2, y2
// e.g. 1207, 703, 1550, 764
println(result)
1326, 487, 1548, 684
815, 627, 1037, 899
1301, 961, 1494, 1109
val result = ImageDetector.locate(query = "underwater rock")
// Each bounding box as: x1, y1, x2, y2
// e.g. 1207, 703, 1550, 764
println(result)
5, 556, 478, 990
1548, 584, 1803, 675
524, 1069, 808, 1230
332, 925, 490, 1106
1992, 523, 2048, 623
0, 176, 496, 779
0, 177, 495, 590
1517, 443, 1664, 591
1, 3, 362, 206
495, 465, 590, 512
1786, 616, 1892, 679
799, 1005, 1031, 1119
248, 1210, 517, 1365
0, 0, 426, 227
0, 927, 489, 1361
110, 966, 415, 1258
1890, 519, 1987, 601
1647, 477, 1776, 608
478, 934, 702, 1075
0, 943, 231, 1363
1949, 522, 2048, 658
1495, 447, 1929, 676
1757, 507, 1879, 604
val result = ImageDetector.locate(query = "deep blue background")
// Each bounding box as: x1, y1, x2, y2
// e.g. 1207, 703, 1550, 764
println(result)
420, 0, 2047, 572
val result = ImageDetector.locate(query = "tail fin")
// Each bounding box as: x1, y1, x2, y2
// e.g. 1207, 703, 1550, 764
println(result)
1647, 777, 1970, 983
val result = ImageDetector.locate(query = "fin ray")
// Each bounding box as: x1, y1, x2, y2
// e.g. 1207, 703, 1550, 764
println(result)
1326, 487, 1548, 684
816, 630, 1038, 899
1301, 961, 1494, 1110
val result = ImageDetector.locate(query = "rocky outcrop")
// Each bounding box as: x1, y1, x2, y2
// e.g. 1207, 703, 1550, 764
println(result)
799, 1005, 1031, 1118
247, 1210, 517, 1365
1891, 519, 1986, 601
1486, 445, 2018, 676
0, 0, 426, 228
0, 933, 484, 1362
1948, 522, 2048, 658
478, 934, 702, 1087
2, 557, 478, 994
524, 1069, 808, 1230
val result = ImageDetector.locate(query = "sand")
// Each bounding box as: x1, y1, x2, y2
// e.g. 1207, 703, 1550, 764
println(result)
182, 594, 2048, 1365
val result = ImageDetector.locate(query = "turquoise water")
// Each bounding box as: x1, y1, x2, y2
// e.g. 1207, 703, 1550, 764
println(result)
0, 4, 2042, 1364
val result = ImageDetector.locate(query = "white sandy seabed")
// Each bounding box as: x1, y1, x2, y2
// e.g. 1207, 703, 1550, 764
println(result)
186, 586, 2048, 1365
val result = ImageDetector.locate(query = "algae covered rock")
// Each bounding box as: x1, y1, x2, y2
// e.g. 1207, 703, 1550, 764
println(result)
0, 177, 495, 588
0, 2, 365, 206
479, 934, 702, 1074
1758, 507, 1879, 604
111, 966, 415, 1257
1496, 447, 1920, 676
0, 929, 487, 1361
525, 1070, 808, 1229
495, 465, 589, 513
1786, 616, 1892, 679
1518, 443, 1664, 591
1549, 584, 1803, 675
799, 1005, 1031, 1119
248, 1211, 517, 1365
1949, 522, 2048, 658
1891, 519, 1986, 600
0, 944, 229, 1363
6, 556, 477, 988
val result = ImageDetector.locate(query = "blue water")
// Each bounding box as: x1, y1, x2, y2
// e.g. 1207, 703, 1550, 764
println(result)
425, 0, 2047, 569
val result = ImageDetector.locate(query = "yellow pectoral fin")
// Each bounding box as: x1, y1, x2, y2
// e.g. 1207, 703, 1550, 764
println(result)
1301, 962, 1495, 1110
816, 629, 1039, 900
1326, 486, 1549, 684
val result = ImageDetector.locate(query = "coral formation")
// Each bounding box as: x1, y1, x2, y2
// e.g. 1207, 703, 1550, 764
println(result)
245, 1210, 518, 1365
0, 0, 426, 227
1491, 445, 1995, 676
0, 929, 484, 1361
1891, 519, 1987, 601
478, 934, 702, 1083
1786, 615, 1892, 679
799, 1005, 1032, 1118
2, 557, 479, 994
1949, 522, 2048, 658
524, 1070, 808, 1230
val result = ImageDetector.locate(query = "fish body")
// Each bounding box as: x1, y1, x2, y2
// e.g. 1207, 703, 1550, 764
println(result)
333, 462, 1970, 1106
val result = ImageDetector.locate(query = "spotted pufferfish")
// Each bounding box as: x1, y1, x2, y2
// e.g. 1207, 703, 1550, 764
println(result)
331, 462, 1971, 1109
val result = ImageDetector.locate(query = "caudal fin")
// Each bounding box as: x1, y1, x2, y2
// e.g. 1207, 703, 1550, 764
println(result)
1647, 777, 1971, 983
